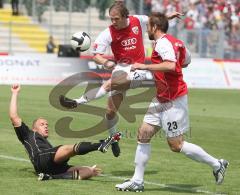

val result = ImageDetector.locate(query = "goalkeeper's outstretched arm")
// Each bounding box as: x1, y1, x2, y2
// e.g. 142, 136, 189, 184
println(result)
9, 84, 22, 127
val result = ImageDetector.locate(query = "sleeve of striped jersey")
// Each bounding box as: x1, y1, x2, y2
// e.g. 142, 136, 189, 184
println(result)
92, 28, 112, 54
155, 38, 177, 62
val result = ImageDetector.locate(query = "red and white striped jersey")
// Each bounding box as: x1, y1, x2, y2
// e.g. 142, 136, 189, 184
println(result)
151, 34, 188, 102
92, 15, 148, 64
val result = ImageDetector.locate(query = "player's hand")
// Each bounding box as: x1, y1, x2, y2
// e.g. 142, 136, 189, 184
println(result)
91, 165, 102, 176
131, 63, 147, 71
11, 84, 21, 93
167, 12, 184, 20
78, 165, 102, 180
103, 60, 116, 70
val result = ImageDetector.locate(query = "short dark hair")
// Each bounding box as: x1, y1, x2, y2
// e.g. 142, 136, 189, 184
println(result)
149, 12, 169, 33
109, 2, 129, 18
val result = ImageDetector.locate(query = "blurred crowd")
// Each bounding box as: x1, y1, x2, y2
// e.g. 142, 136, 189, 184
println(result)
149, 0, 240, 58
116, 0, 240, 58
22, 0, 114, 21
47, 0, 239, 58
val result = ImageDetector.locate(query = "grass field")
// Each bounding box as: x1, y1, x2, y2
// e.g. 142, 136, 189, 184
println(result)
0, 85, 239, 195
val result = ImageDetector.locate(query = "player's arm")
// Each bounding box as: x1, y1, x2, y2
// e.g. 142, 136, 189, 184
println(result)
9, 84, 22, 127
92, 28, 116, 70
93, 54, 116, 70
182, 47, 191, 68
132, 61, 175, 72
136, 12, 183, 21
166, 12, 184, 20
132, 38, 176, 72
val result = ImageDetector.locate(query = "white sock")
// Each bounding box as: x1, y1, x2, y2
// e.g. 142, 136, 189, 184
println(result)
74, 86, 107, 104
132, 143, 151, 184
181, 141, 220, 172
105, 115, 118, 135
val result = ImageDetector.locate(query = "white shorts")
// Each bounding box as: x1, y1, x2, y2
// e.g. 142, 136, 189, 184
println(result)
143, 95, 189, 138
111, 64, 152, 89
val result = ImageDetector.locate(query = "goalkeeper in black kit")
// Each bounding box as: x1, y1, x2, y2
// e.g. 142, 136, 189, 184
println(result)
9, 84, 121, 181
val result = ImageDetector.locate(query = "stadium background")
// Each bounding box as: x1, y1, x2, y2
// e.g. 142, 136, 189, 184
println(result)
0, 0, 240, 194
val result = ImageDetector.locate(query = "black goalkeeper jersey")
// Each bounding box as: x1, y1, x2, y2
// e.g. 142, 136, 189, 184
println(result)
14, 122, 53, 164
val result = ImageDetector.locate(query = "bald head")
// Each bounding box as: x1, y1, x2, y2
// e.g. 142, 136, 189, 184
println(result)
32, 117, 49, 138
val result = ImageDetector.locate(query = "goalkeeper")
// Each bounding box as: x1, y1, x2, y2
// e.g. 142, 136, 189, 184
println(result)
9, 84, 121, 181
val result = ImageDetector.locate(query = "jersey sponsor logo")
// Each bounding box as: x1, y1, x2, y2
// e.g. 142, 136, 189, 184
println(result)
121, 38, 137, 47
124, 45, 136, 50
132, 26, 139, 35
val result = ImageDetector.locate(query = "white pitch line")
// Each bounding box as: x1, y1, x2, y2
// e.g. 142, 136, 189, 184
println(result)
0, 154, 226, 195
101, 174, 225, 195
0, 154, 30, 162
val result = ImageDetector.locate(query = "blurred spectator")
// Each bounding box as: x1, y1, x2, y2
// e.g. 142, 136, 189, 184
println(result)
144, 0, 152, 15
36, 0, 47, 23
97, 0, 112, 20
199, 26, 210, 57
186, 3, 199, 27
54, 0, 68, 11
23, 0, 32, 16
207, 24, 220, 55
184, 13, 195, 49
0, 0, 3, 8
151, 0, 165, 13
46, 36, 57, 53
229, 24, 240, 59
132, 0, 140, 14
11, 0, 19, 15
165, 0, 179, 37
72, 0, 90, 12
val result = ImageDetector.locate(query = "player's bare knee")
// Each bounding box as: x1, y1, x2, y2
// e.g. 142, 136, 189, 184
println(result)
106, 110, 116, 120
167, 135, 184, 152
137, 127, 151, 143
168, 142, 182, 152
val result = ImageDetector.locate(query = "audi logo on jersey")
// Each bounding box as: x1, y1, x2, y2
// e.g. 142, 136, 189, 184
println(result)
121, 38, 137, 47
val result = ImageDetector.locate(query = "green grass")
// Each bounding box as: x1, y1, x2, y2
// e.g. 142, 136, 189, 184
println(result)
0, 85, 239, 195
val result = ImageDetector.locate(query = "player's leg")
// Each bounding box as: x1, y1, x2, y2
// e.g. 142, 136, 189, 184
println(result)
115, 122, 158, 192
105, 93, 124, 157
75, 79, 113, 104
59, 79, 112, 108
38, 171, 73, 180
53, 133, 122, 164
168, 136, 229, 184
116, 98, 161, 192
75, 71, 132, 103
111, 66, 152, 90
68, 165, 102, 180
132, 122, 158, 183
163, 95, 228, 185
59, 70, 131, 109
59, 65, 148, 109
38, 165, 102, 181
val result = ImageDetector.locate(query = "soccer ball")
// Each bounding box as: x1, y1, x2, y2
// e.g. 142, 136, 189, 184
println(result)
70, 31, 91, 52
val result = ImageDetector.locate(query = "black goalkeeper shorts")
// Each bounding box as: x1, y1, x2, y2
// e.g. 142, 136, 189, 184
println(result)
34, 146, 72, 175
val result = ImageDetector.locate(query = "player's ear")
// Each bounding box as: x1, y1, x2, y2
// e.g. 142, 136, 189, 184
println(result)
153, 24, 157, 31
